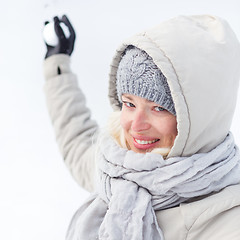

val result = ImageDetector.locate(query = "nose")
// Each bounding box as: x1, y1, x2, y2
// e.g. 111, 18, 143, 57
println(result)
131, 110, 151, 132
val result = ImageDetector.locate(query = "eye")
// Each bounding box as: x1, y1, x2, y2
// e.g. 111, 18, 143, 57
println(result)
123, 101, 135, 108
154, 106, 165, 112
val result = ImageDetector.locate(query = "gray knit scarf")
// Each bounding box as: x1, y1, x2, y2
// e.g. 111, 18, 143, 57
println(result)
66, 133, 240, 240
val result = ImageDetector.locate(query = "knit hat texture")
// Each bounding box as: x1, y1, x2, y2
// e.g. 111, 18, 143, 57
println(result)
116, 46, 176, 115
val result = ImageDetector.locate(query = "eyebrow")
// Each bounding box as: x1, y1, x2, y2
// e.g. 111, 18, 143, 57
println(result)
122, 94, 154, 104
122, 94, 134, 101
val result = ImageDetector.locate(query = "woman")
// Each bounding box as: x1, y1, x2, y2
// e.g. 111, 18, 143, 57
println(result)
43, 15, 240, 239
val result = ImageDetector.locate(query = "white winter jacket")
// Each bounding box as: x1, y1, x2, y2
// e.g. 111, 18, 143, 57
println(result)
44, 15, 240, 239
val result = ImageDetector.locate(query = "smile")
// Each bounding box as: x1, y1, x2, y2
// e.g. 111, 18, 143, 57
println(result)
134, 138, 160, 145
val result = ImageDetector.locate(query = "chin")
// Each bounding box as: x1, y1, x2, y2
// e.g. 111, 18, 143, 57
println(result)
129, 142, 171, 157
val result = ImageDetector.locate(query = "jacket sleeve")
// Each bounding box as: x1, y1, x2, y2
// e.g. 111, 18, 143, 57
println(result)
43, 54, 98, 192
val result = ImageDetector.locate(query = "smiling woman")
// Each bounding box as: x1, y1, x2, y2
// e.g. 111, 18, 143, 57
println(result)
115, 46, 178, 155
43, 14, 240, 240
120, 94, 178, 154
109, 46, 178, 156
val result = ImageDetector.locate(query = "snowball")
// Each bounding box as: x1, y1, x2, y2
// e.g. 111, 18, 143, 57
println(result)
43, 21, 71, 46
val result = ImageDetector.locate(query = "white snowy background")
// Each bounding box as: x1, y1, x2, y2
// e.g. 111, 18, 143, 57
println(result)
0, 0, 240, 239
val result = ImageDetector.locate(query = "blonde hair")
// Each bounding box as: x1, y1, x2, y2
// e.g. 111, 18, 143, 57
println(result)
106, 111, 171, 158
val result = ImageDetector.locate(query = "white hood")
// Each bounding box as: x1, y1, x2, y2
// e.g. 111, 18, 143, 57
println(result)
108, 15, 240, 157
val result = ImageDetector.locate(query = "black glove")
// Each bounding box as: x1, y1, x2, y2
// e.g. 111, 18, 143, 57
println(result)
44, 15, 76, 59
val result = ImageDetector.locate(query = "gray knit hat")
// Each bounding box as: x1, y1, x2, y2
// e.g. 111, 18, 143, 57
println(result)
116, 46, 176, 115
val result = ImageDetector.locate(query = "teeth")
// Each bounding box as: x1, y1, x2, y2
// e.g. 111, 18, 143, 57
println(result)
135, 139, 159, 145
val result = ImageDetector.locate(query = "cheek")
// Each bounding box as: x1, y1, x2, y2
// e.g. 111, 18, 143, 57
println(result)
164, 118, 178, 136
120, 110, 130, 131
154, 116, 178, 137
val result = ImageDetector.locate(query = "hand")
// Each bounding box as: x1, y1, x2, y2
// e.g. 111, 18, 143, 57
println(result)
44, 15, 76, 59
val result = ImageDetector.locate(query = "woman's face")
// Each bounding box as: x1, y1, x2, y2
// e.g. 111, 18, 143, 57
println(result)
120, 94, 178, 153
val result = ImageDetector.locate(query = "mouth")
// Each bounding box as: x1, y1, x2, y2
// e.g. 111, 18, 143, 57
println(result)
133, 137, 160, 150
134, 138, 159, 145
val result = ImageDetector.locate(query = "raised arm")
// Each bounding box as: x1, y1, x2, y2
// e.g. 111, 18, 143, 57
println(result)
43, 16, 98, 192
